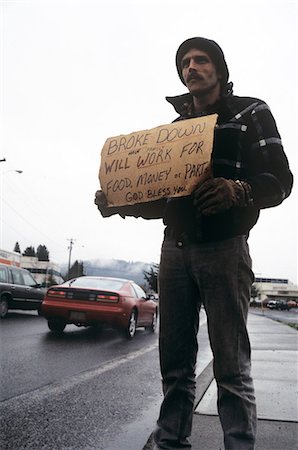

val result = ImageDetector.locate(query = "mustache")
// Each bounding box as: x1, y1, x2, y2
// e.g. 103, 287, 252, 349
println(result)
187, 73, 204, 83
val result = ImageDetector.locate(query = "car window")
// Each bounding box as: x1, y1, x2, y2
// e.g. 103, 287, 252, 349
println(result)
132, 283, 146, 299
22, 271, 37, 287
11, 268, 24, 285
0, 266, 8, 283
67, 277, 125, 291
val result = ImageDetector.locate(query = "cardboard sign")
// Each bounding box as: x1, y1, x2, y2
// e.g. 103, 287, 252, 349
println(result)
99, 114, 218, 206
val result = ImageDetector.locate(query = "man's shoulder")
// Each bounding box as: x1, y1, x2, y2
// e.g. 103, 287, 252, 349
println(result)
224, 95, 270, 120
228, 95, 266, 109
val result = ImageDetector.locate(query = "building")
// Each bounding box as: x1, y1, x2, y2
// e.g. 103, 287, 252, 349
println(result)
254, 277, 298, 305
0, 248, 64, 286
20, 256, 64, 286
0, 249, 21, 266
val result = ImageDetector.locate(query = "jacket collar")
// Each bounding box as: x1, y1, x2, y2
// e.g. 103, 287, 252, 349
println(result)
166, 82, 234, 118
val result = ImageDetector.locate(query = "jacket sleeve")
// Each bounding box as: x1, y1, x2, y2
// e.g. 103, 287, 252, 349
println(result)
98, 198, 166, 220
245, 102, 293, 209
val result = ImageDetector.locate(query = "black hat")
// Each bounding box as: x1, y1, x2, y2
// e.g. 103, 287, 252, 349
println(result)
176, 37, 229, 87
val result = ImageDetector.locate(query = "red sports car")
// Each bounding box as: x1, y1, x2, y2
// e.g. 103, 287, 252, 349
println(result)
41, 276, 158, 338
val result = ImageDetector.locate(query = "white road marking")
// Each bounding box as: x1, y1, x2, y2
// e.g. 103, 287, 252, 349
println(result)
3, 311, 209, 407
2, 342, 158, 406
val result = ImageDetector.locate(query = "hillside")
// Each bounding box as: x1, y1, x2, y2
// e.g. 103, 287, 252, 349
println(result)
82, 258, 155, 287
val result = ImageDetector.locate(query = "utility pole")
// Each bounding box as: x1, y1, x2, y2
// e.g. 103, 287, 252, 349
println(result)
67, 238, 76, 279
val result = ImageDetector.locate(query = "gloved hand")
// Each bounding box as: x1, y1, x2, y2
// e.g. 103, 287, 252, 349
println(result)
95, 190, 126, 218
94, 189, 116, 217
94, 190, 108, 209
193, 178, 248, 216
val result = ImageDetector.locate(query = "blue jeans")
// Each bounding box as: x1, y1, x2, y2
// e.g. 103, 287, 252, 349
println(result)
154, 235, 257, 450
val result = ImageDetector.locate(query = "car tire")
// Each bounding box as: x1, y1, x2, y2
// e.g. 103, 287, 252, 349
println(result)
0, 297, 9, 319
125, 309, 137, 339
47, 318, 66, 333
145, 309, 158, 333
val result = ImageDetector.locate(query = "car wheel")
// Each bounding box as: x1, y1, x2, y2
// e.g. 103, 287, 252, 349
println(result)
0, 297, 9, 319
47, 318, 66, 333
145, 309, 158, 333
125, 309, 137, 339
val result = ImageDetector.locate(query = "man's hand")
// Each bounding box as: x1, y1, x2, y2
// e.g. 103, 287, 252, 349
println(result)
94, 190, 113, 217
94, 190, 124, 218
193, 178, 247, 215
94, 190, 108, 209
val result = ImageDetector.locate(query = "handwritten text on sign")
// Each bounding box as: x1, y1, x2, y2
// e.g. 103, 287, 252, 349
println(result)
99, 114, 218, 206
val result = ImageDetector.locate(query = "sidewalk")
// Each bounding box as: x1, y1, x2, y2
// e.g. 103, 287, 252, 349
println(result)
191, 312, 298, 450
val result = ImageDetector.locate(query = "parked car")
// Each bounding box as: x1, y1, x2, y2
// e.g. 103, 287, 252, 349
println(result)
267, 300, 289, 310
0, 263, 46, 318
287, 300, 298, 309
41, 276, 158, 338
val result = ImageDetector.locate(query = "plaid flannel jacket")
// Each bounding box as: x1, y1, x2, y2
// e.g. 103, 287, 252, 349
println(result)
100, 89, 293, 242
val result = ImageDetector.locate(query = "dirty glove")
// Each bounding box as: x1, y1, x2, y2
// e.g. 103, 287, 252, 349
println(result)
193, 178, 252, 216
94, 190, 118, 217
94, 190, 129, 218
94, 190, 108, 209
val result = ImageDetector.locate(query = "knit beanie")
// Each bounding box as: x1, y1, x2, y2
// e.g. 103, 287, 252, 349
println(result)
176, 37, 229, 87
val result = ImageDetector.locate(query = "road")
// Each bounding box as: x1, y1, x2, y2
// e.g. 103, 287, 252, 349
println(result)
249, 306, 298, 326
0, 309, 212, 450
0, 311, 161, 402
3, 308, 295, 449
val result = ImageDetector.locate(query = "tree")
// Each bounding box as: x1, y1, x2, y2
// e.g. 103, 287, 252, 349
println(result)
67, 260, 84, 280
36, 244, 50, 261
251, 284, 260, 300
143, 264, 159, 293
13, 242, 21, 253
250, 284, 260, 307
22, 246, 36, 257
47, 273, 58, 287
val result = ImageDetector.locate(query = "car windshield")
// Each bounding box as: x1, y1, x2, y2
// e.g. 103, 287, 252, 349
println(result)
65, 277, 125, 291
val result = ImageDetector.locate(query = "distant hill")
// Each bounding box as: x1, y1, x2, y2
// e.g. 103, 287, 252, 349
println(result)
81, 258, 155, 287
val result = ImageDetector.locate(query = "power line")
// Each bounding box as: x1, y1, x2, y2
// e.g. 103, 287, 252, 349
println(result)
1, 197, 66, 250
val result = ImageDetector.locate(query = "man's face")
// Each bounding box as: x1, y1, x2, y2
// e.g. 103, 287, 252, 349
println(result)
181, 48, 221, 96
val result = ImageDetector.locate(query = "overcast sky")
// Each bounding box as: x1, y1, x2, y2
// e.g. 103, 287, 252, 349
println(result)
1, 0, 297, 283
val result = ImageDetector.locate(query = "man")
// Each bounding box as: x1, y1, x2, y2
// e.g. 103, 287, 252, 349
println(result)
95, 37, 293, 449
